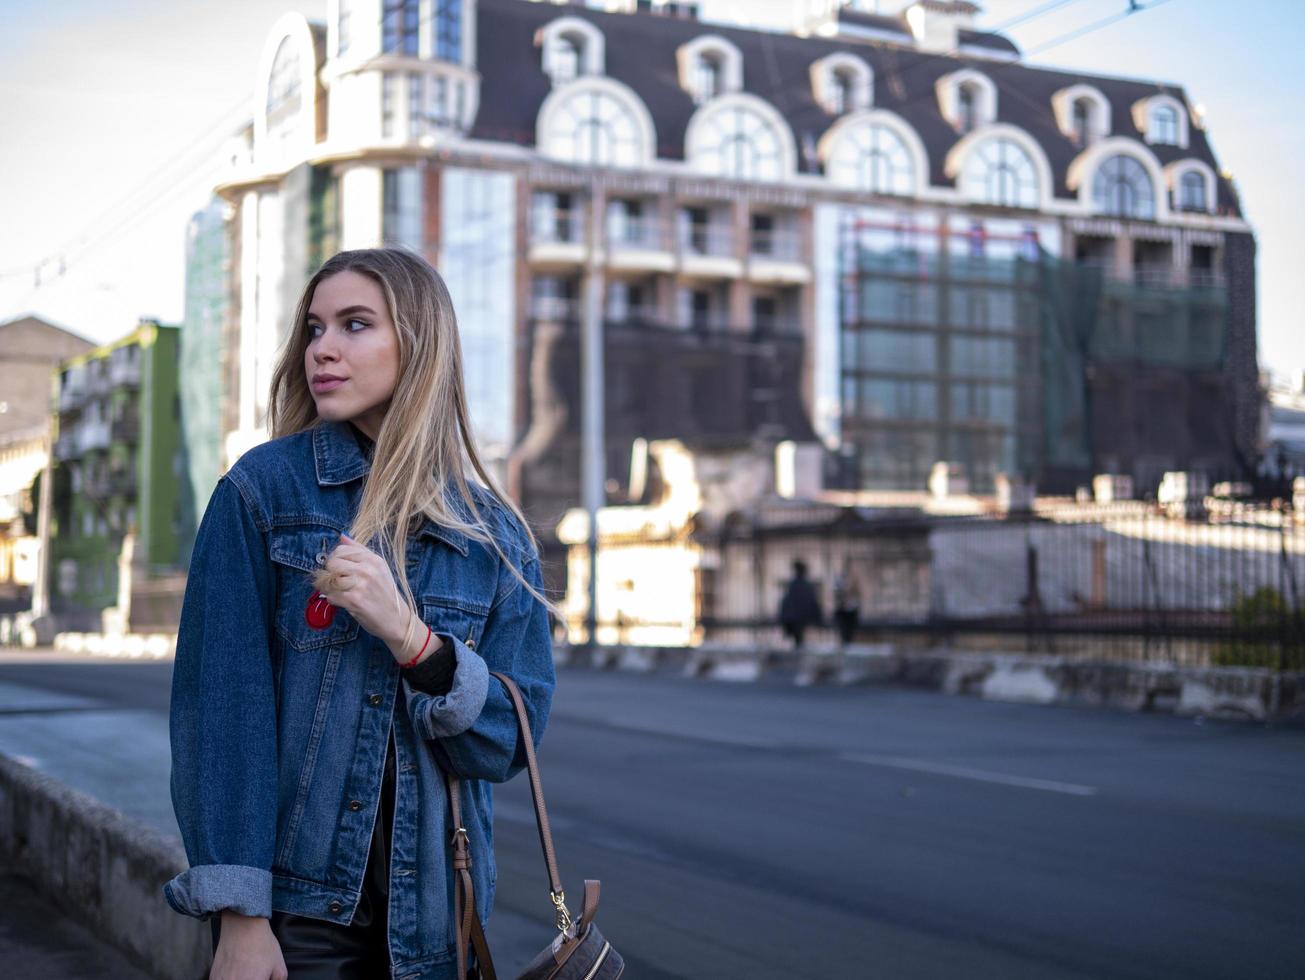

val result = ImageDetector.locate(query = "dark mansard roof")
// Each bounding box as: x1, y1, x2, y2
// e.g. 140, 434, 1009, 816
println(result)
471, 0, 1238, 215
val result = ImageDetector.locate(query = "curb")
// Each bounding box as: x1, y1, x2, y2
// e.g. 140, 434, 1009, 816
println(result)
0, 753, 208, 980
555, 642, 1305, 720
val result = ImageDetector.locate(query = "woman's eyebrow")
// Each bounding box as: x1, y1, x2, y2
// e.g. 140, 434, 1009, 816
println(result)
306, 304, 377, 321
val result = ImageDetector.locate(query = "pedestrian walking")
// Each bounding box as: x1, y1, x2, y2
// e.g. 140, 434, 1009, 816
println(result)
778, 559, 823, 650
832, 563, 861, 648
164, 249, 558, 979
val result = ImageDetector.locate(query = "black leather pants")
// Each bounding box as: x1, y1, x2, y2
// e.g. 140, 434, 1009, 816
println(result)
211, 736, 397, 979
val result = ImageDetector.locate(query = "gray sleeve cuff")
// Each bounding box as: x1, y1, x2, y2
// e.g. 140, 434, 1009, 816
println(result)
162, 864, 272, 920
402, 633, 490, 739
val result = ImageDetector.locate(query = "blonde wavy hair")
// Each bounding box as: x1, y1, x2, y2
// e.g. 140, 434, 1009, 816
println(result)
268, 248, 559, 619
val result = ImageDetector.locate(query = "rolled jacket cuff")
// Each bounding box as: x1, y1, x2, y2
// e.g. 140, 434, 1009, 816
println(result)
402, 633, 489, 739
162, 863, 272, 920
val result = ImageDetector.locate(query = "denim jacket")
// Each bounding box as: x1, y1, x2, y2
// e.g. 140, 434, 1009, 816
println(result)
163, 420, 555, 979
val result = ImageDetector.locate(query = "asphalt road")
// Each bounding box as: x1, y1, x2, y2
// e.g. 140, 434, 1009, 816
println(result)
1, 651, 1302, 979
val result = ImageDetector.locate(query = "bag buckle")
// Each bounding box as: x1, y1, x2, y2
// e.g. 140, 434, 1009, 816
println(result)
549, 890, 573, 933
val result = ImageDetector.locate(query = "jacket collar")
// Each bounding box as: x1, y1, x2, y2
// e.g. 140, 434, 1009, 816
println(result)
311, 421, 471, 556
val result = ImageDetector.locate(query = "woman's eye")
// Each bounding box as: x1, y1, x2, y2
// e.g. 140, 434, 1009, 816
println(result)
308, 323, 323, 337
347, 319, 369, 332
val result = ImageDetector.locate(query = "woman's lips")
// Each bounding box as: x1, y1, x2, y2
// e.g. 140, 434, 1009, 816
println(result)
312, 377, 347, 392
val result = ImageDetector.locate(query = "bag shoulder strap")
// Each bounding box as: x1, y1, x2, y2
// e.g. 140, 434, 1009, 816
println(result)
445, 671, 570, 977
488, 670, 565, 901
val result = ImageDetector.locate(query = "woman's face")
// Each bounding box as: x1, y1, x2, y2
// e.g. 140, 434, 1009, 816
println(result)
304, 270, 401, 441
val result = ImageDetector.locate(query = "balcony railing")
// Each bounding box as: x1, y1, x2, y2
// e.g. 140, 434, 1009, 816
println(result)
58, 385, 87, 414
748, 228, 803, 262
78, 421, 112, 453
607, 216, 667, 252
108, 357, 141, 387
679, 224, 734, 258
530, 209, 585, 245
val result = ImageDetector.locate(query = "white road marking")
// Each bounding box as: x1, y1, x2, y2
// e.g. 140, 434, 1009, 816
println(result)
840, 752, 1098, 796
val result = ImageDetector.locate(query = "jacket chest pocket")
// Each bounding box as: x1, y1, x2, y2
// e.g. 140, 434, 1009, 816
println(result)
419, 594, 490, 653
270, 527, 361, 651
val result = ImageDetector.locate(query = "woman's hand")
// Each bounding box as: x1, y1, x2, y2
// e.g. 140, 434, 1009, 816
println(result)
319, 533, 408, 647
319, 534, 444, 666
210, 912, 287, 980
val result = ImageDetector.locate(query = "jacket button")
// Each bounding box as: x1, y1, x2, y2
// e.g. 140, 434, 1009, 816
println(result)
465, 637, 476, 650
328, 901, 342, 914
367, 694, 382, 707
348, 800, 363, 812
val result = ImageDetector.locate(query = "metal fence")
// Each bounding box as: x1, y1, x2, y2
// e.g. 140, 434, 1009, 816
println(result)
563, 498, 1305, 671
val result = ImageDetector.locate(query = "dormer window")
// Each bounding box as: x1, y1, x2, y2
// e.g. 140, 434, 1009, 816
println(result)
1133, 94, 1189, 148
677, 35, 743, 105
1179, 171, 1206, 212
538, 17, 606, 86
810, 53, 873, 115
1151, 105, 1179, 145
936, 69, 997, 133
1052, 84, 1110, 146
1165, 159, 1216, 215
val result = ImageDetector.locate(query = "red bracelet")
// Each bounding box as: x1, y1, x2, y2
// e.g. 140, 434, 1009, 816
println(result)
401, 625, 433, 669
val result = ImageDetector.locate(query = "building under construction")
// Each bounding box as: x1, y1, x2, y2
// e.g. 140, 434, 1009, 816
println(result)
835, 209, 1252, 494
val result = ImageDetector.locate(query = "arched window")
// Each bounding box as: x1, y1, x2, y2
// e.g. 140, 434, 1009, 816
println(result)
1179, 170, 1207, 212
961, 137, 1039, 208
827, 123, 915, 196
1150, 105, 1179, 145
957, 83, 978, 133
1072, 98, 1092, 144
677, 35, 743, 104
266, 37, 301, 140
1092, 154, 1155, 218
688, 102, 789, 181
811, 53, 873, 115
539, 17, 605, 86
541, 87, 647, 167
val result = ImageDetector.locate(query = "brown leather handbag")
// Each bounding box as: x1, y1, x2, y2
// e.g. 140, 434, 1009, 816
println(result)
445, 671, 623, 980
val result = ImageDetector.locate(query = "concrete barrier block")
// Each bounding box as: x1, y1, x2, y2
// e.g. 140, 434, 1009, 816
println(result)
0, 753, 210, 979
1177, 668, 1273, 721
981, 661, 1060, 705
616, 646, 658, 672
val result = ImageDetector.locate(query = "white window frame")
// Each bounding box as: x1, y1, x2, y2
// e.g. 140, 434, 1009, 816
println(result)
936, 68, 997, 132
944, 123, 1051, 211
1132, 93, 1190, 149
537, 16, 605, 86
1164, 159, 1217, 215
1051, 83, 1111, 145
677, 35, 743, 105
536, 76, 656, 169
819, 109, 926, 197
684, 92, 797, 183
810, 52, 873, 115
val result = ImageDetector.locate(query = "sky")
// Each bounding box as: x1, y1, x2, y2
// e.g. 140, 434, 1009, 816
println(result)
1, 0, 1301, 380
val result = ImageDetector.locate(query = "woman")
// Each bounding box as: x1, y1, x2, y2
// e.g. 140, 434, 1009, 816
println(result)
163, 249, 558, 980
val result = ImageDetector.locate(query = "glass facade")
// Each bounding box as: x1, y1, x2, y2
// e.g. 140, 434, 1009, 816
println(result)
440, 168, 517, 465
836, 210, 1043, 491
